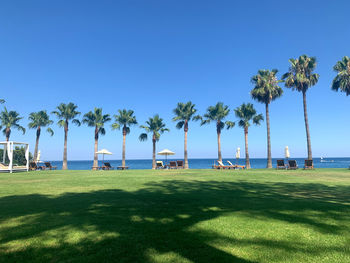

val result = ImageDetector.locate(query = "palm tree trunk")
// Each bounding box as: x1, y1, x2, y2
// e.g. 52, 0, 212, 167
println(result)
265, 103, 272, 168
33, 127, 41, 162
184, 122, 189, 169
152, 134, 156, 169
217, 124, 222, 162
93, 126, 99, 170
62, 121, 68, 170
5, 128, 10, 142
244, 126, 251, 169
122, 126, 126, 167
302, 91, 312, 160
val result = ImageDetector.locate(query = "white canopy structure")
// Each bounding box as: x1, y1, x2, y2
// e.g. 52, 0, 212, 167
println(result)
0, 141, 29, 173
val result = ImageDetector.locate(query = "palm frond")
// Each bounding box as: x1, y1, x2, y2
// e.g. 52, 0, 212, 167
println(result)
139, 133, 148, 141
175, 121, 185, 129
225, 121, 235, 129
111, 123, 120, 130
46, 127, 54, 136
72, 119, 81, 126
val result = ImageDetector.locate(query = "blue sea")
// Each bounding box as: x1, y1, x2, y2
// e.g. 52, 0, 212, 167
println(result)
48, 157, 350, 170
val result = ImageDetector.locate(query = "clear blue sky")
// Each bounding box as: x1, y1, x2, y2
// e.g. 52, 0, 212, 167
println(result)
1, 0, 349, 161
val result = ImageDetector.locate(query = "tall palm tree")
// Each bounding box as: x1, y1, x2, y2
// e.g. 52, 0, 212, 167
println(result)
0, 108, 25, 141
172, 101, 201, 169
331, 56, 350, 95
82, 108, 111, 170
251, 69, 283, 168
139, 115, 169, 169
200, 102, 235, 162
28, 110, 54, 161
112, 109, 137, 168
282, 55, 319, 160
234, 103, 263, 169
52, 103, 81, 170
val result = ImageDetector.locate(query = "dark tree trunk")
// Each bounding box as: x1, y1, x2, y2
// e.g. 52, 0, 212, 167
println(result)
184, 121, 189, 169
122, 125, 127, 167
5, 128, 10, 142
152, 133, 156, 169
93, 126, 99, 170
33, 126, 41, 162
303, 91, 312, 160
62, 120, 69, 170
217, 122, 222, 162
265, 103, 272, 168
244, 126, 251, 169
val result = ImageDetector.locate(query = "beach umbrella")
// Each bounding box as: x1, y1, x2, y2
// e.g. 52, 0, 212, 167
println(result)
157, 149, 175, 163
235, 147, 240, 164
285, 146, 290, 159
96, 149, 113, 165
36, 150, 41, 163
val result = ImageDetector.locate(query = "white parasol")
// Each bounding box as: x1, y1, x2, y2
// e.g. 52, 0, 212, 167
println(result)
157, 149, 175, 163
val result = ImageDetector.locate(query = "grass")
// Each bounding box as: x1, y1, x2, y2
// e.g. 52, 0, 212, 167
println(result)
0, 168, 349, 263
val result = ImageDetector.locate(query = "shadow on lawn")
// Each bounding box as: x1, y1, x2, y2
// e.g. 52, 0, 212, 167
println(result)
0, 180, 349, 262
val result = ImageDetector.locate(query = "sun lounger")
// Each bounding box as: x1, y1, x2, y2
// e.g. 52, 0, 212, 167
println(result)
227, 161, 238, 169
276, 159, 286, 169
156, 161, 165, 169
288, 160, 298, 170
29, 162, 44, 171
117, 166, 129, 170
0, 163, 9, 170
227, 161, 245, 170
169, 161, 177, 169
304, 159, 314, 170
44, 162, 57, 170
176, 160, 184, 169
212, 160, 230, 169
102, 162, 114, 170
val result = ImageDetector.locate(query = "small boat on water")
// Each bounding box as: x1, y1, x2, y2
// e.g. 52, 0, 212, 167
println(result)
320, 157, 335, 163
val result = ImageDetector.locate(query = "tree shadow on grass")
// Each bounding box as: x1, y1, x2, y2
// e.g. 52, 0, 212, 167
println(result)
0, 180, 349, 262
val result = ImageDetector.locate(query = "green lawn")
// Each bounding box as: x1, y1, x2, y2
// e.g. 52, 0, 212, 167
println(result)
0, 169, 349, 263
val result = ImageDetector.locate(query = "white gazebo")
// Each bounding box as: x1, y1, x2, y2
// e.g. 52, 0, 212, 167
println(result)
0, 141, 29, 173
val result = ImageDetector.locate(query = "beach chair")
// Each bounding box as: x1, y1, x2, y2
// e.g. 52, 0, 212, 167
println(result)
276, 160, 286, 169
169, 161, 177, 169
103, 162, 114, 170
288, 160, 298, 170
227, 161, 237, 169
156, 161, 165, 169
44, 162, 57, 170
212, 160, 229, 169
29, 162, 44, 171
176, 160, 184, 169
304, 159, 314, 170
117, 166, 129, 170
227, 161, 245, 170
0, 163, 9, 170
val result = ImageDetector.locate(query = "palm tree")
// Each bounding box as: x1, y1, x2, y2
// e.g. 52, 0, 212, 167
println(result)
251, 69, 283, 168
331, 56, 350, 95
0, 107, 25, 141
200, 102, 235, 162
112, 109, 137, 168
82, 108, 111, 170
282, 55, 319, 160
28, 110, 54, 161
234, 103, 263, 169
172, 102, 201, 169
52, 103, 81, 170
139, 115, 169, 169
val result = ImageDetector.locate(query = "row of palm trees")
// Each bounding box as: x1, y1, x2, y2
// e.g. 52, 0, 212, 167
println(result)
1, 55, 349, 169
